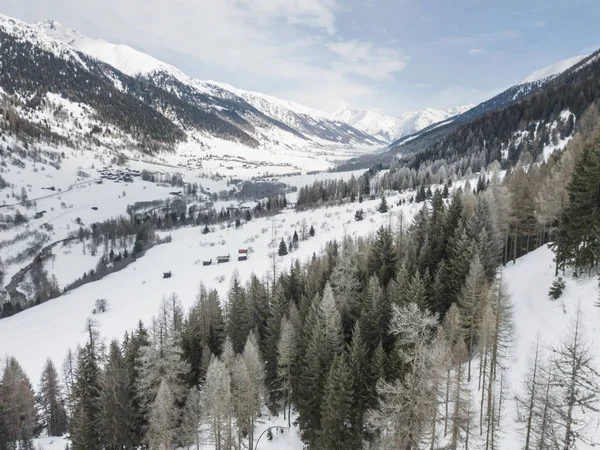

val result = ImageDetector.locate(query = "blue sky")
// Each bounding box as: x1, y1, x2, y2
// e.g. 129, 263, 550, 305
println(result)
1, 0, 598, 115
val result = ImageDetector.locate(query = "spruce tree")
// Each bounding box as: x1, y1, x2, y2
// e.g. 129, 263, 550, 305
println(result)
278, 238, 288, 256
368, 226, 398, 287
548, 277, 566, 300
277, 317, 295, 427
378, 195, 389, 213
309, 225, 315, 237
71, 340, 103, 450
1, 357, 39, 449
227, 274, 250, 354
318, 354, 354, 449
554, 140, 600, 273
38, 358, 68, 437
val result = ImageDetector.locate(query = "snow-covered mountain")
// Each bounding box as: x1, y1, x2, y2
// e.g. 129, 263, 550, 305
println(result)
518, 54, 588, 85
333, 105, 473, 143
34, 18, 381, 148
0, 14, 383, 179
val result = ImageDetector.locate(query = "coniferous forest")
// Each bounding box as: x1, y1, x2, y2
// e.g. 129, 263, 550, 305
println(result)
2, 99, 600, 449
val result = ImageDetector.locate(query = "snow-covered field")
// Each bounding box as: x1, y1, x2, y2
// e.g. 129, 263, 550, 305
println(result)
0, 191, 415, 381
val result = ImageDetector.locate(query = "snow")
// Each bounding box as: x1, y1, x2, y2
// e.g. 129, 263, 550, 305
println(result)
0, 190, 419, 382
499, 245, 600, 449
333, 105, 473, 143
208, 81, 333, 120
519, 54, 588, 85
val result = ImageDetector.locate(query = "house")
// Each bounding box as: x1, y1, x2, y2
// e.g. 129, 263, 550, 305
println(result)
238, 249, 248, 261
217, 255, 230, 264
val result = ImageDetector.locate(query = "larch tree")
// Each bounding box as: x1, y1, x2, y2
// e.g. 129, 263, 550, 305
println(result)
458, 253, 488, 381
550, 305, 600, 450
180, 387, 203, 449
367, 303, 440, 450
146, 379, 176, 449
202, 356, 233, 450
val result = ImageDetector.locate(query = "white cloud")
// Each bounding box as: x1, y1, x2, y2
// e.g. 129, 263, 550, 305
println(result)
328, 39, 408, 81
0, 0, 406, 112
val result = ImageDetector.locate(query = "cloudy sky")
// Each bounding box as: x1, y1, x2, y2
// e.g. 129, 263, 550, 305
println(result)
1, 0, 598, 115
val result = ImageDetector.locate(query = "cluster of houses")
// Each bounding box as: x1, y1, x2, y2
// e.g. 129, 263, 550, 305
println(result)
203, 249, 248, 266
98, 166, 142, 182
165, 249, 248, 279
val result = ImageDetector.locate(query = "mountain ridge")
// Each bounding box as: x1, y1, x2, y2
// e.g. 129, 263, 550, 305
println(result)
333, 105, 473, 143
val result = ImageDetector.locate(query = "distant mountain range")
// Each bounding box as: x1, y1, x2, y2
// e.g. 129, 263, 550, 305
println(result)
337, 50, 599, 171
0, 14, 384, 163
333, 106, 473, 143
0, 12, 594, 174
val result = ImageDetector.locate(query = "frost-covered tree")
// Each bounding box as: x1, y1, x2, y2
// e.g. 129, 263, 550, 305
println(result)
202, 356, 233, 450
146, 379, 176, 449
367, 303, 440, 449
550, 306, 600, 450
180, 387, 203, 449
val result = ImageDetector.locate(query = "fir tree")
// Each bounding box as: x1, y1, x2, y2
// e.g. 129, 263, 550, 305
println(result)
549, 277, 566, 300
278, 238, 288, 256
554, 140, 600, 274
100, 340, 135, 448
38, 358, 68, 437
318, 354, 354, 449
378, 195, 389, 213
309, 225, 315, 237
71, 339, 103, 449
227, 275, 250, 354
368, 226, 398, 287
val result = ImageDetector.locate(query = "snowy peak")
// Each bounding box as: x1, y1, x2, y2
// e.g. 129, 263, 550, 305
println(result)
519, 54, 588, 85
35, 19, 190, 83
0, 13, 381, 151
333, 105, 473, 143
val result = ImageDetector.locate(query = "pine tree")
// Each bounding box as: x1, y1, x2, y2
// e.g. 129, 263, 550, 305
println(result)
264, 285, 287, 410
0, 356, 39, 450
548, 277, 566, 300
368, 226, 398, 287
554, 140, 600, 273
309, 224, 315, 237
348, 322, 372, 447
38, 358, 68, 437
71, 339, 103, 450
277, 317, 295, 427
278, 238, 288, 256
318, 354, 354, 449
123, 321, 150, 444
227, 274, 250, 354
378, 195, 389, 213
